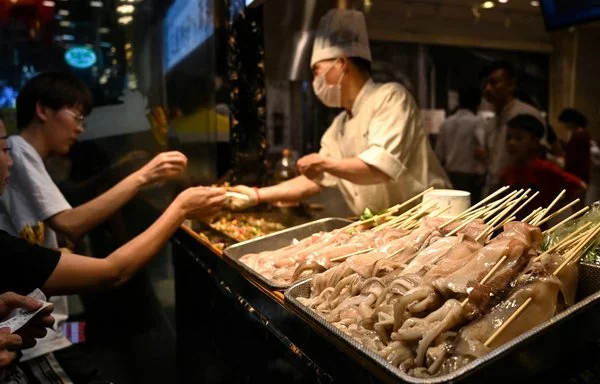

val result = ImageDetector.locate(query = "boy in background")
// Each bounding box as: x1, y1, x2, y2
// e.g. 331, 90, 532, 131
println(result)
501, 114, 586, 213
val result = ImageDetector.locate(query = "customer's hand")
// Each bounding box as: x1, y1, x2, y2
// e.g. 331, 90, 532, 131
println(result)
0, 292, 55, 350
176, 186, 226, 220
225, 185, 258, 211
135, 151, 188, 187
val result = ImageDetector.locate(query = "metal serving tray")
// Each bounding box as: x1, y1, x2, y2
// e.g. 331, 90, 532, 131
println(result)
223, 217, 353, 290
285, 262, 600, 383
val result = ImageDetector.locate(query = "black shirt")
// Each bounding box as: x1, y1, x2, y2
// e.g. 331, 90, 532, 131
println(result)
0, 230, 61, 294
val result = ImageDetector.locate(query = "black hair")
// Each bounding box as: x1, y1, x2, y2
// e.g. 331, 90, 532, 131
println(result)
558, 108, 588, 128
507, 114, 545, 139
480, 60, 516, 80
348, 57, 372, 75
458, 86, 481, 111
17, 72, 93, 131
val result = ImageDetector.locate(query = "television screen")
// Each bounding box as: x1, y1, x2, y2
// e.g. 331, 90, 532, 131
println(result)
541, 0, 600, 30
163, 0, 214, 73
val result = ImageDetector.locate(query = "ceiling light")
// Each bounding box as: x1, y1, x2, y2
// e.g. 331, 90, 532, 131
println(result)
98, 27, 110, 33
482, 1, 495, 9
90, 1, 103, 7
10, 0, 17, 4
498, 0, 508, 3
42, 1, 56, 6
62, 34, 75, 41
58, 9, 69, 15
124, 42, 132, 49
118, 15, 133, 24
530, 0, 539, 6
117, 4, 134, 13
59, 20, 72, 27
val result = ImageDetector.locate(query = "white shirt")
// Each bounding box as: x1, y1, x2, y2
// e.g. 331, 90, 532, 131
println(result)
0, 136, 72, 360
435, 109, 486, 175
484, 99, 545, 194
316, 79, 450, 215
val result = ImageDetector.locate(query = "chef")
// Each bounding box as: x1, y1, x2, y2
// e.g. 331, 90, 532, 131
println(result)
228, 8, 449, 215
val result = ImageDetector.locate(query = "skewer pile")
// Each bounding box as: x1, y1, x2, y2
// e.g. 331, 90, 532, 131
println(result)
291, 187, 600, 378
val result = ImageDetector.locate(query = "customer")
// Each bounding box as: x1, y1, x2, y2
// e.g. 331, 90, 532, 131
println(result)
558, 108, 592, 185
480, 60, 546, 196
501, 114, 586, 212
435, 86, 485, 202
0, 115, 225, 383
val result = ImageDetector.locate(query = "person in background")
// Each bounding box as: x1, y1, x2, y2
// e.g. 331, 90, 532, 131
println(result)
501, 114, 586, 214
435, 86, 485, 202
227, 9, 449, 215
0, 115, 225, 383
480, 60, 546, 196
558, 108, 592, 186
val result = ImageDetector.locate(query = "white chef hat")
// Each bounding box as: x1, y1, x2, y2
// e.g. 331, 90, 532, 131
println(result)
310, 9, 371, 68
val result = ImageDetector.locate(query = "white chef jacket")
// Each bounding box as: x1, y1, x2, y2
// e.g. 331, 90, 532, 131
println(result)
435, 109, 486, 175
316, 79, 450, 215
484, 99, 545, 195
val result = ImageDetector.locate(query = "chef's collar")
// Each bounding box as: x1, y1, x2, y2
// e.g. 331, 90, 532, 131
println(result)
350, 79, 376, 118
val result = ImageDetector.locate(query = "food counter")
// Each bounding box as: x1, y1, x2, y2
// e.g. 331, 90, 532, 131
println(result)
170, 199, 600, 384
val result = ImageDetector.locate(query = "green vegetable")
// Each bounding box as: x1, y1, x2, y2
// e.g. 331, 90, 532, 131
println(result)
360, 208, 374, 221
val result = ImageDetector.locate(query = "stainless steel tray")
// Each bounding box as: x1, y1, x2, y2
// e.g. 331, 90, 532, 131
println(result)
285, 262, 600, 383
223, 217, 353, 290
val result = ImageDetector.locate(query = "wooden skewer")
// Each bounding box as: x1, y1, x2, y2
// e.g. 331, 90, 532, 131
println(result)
446, 215, 479, 237
439, 186, 510, 229
484, 297, 533, 347
509, 190, 538, 220
490, 216, 516, 234
482, 190, 521, 220
534, 199, 580, 226
543, 206, 590, 235
487, 199, 520, 228
386, 246, 407, 259
461, 255, 508, 307
430, 205, 453, 218
553, 224, 600, 276
532, 189, 566, 226
533, 222, 592, 262
484, 221, 600, 349
330, 247, 375, 262
522, 207, 543, 224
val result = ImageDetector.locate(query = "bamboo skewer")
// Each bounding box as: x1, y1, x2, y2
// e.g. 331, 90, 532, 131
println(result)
331, 247, 375, 262
461, 255, 508, 307
522, 207, 543, 224
534, 199, 580, 226
484, 222, 600, 348
533, 222, 592, 262
554, 224, 600, 276
543, 206, 590, 235
484, 297, 533, 347
509, 190, 538, 220
482, 190, 522, 220
439, 186, 510, 229
531, 190, 566, 226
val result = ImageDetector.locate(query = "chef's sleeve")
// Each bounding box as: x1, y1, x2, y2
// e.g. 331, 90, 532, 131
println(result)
357, 85, 418, 181
315, 127, 340, 188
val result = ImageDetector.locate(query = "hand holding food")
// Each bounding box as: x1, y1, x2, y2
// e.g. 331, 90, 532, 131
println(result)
296, 153, 331, 180
176, 186, 226, 220
135, 151, 188, 187
225, 185, 258, 211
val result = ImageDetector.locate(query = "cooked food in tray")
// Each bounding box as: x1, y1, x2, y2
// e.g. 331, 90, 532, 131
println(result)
292, 188, 599, 378
206, 213, 285, 243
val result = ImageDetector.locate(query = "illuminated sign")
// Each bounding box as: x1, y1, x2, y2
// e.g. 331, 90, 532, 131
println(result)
64, 46, 97, 69
163, 0, 214, 73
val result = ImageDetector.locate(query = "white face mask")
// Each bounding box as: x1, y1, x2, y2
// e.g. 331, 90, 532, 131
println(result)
312, 60, 344, 108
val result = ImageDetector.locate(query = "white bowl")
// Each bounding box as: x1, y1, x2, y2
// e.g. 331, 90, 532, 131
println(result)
422, 189, 471, 218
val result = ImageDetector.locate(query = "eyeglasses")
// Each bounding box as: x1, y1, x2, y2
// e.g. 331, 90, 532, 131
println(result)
63, 109, 87, 129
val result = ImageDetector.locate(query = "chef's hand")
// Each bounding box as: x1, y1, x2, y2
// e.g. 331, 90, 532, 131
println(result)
175, 186, 226, 220
297, 153, 332, 180
135, 151, 188, 187
225, 185, 259, 211
0, 292, 55, 350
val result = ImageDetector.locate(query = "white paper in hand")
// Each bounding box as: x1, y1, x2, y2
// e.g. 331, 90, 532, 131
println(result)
0, 289, 52, 333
